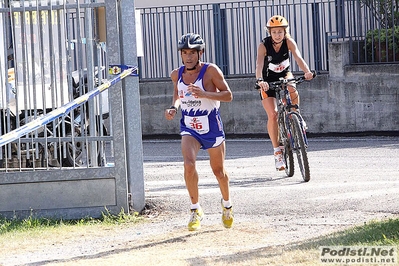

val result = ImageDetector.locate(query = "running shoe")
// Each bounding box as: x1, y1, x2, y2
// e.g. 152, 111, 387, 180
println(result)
188, 208, 204, 231
221, 200, 234, 228
274, 150, 285, 171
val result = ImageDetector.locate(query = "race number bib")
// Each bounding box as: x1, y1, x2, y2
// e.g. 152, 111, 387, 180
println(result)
268, 59, 290, 73
184, 115, 209, 134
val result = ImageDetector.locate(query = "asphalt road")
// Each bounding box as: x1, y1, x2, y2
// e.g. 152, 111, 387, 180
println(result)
143, 136, 399, 242
2, 136, 398, 266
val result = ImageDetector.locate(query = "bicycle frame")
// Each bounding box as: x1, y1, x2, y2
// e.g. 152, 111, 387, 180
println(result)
275, 80, 309, 150
261, 72, 316, 181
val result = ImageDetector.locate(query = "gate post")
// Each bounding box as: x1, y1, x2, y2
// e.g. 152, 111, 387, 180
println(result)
105, 0, 145, 213
118, 0, 145, 212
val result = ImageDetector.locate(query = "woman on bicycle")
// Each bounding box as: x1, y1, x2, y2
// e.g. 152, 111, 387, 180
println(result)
255, 15, 313, 171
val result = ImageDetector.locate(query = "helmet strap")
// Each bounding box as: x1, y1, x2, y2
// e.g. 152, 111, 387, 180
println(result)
186, 61, 199, 71
272, 39, 283, 45
272, 35, 286, 45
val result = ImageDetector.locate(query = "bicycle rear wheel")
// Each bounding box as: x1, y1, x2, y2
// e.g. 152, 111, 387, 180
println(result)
290, 114, 310, 182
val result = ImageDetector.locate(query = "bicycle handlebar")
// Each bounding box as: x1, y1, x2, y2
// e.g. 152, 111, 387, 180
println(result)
254, 70, 317, 90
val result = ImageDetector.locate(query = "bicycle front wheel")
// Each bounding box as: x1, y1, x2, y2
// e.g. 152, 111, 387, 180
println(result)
283, 143, 294, 177
290, 114, 310, 182
279, 114, 294, 177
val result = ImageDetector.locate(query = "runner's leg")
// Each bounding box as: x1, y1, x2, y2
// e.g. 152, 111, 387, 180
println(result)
181, 135, 201, 204
208, 141, 229, 201
262, 97, 279, 148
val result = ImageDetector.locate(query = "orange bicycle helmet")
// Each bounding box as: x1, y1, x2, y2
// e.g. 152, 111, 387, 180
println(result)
266, 15, 289, 28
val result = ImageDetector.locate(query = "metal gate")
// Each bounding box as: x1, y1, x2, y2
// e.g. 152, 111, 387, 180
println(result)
0, 0, 144, 219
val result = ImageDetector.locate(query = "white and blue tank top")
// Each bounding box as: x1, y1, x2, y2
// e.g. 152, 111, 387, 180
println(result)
177, 63, 225, 149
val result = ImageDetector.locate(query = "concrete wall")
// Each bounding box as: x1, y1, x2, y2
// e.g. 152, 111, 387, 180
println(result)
139, 41, 399, 137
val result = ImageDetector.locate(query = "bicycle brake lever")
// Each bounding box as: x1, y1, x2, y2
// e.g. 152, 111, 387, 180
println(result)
300, 70, 317, 81
311, 70, 317, 78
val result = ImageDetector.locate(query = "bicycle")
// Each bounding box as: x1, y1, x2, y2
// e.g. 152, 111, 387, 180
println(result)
256, 72, 316, 182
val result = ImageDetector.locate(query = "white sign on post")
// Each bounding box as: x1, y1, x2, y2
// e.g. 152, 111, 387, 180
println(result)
11, 0, 69, 111
136, 9, 144, 57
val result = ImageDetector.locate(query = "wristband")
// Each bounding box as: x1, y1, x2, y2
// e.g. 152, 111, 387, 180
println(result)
169, 106, 177, 110
256, 78, 263, 83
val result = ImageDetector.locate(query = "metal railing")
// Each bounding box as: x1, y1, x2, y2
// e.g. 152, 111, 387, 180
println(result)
0, 0, 111, 171
0, 0, 144, 219
337, 0, 399, 64
138, 0, 399, 80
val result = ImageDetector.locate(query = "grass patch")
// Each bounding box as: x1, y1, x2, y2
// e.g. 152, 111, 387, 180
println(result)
243, 218, 399, 266
0, 208, 145, 262
0, 208, 142, 235
299, 218, 399, 248
284, 218, 399, 265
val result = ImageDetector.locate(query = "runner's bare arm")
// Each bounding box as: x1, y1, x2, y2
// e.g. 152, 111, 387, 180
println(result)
165, 69, 180, 120
287, 38, 313, 80
255, 42, 266, 79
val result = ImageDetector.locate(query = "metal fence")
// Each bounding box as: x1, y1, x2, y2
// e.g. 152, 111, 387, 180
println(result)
2, 0, 397, 169
0, 0, 111, 170
138, 0, 399, 80
340, 0, 399, 64
0, 0, 144, 219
